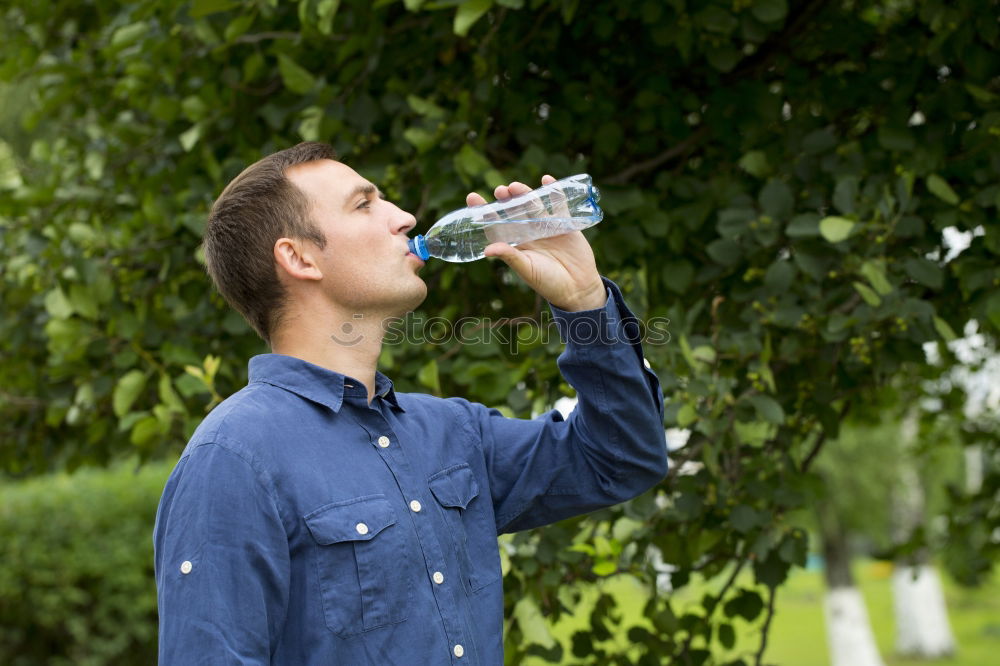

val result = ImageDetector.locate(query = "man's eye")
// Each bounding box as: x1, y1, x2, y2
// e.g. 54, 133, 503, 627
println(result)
357, 199, 371, 209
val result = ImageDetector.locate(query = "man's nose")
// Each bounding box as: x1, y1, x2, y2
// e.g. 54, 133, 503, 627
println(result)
389, 203, 417, 235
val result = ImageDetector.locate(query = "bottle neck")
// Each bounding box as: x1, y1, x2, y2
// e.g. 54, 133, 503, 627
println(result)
408, 235, 430, 260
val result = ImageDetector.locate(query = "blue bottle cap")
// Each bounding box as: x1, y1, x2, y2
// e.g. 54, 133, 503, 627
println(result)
408, 235, 430, 260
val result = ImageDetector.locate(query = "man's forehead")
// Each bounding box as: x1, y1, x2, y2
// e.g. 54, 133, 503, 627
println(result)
286, 158, 377, 205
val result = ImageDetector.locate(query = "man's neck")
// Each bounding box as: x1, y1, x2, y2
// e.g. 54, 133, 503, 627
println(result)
270, 304, 390, 403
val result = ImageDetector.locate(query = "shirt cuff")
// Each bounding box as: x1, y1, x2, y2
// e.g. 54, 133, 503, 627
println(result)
549, 277, 641, 348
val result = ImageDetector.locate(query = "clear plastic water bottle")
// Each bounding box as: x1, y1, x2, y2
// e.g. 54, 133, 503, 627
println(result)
408, 173, 602, 262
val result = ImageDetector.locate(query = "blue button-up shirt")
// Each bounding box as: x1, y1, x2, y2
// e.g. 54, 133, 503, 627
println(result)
154, 279, 667, 665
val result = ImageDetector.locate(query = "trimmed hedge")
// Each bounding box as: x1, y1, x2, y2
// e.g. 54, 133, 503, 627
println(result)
0, 461, 170, 665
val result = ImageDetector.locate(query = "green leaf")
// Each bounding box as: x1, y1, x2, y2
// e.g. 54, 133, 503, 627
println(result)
513, 596, 556, 648
68, 285, 99, 320
298, 106, 324, 142
454, 143, 492, 181
695, 6, 737, 33
190, 0, 238, 18
718, 622, 736, 649
730, 505, 762, 533
759, 180, 794, 219
692, 345, 716, 364
663, 260, 694, 293
833, 176, 858, 215
926, 174, 959, 205
113, 370, 148, 418
859, 260, 892, 295
965, 83, 998, 103
903, 257, 943, 289
752, 0, 788, 23
754, 550, 790, 588
44, 287, 74, 319
933, 315, 957, 341
600, 187, 644, 214
706, 46, 741, 72
819, 216, 855, 243
802, 129, 836, 154
417, 359, 441, 394
158, 374, 185, 413
786, 214, 820, 238
749, 394, 784, 424
110, 22, 149, 48
677, 404, 698, 427
179, 124, 202, 152
591, 560, 617, 576
706, 238, 742, 265
130, 415, 162, 447
407, 95, 446, 119
224, 15, 255, 42
853, 281, 882, 307
778, 530, 808, 565
317, 0, 341, 35
641, 211, 670, 238
454, 0, 493, 37
764, 260, 794, 292
724, 589, 764, 620
277, 54, 315, 94
738, 150, 769, 177
403, 127, 436, 153
878, 126, 915, 152
678, 335, 703, 372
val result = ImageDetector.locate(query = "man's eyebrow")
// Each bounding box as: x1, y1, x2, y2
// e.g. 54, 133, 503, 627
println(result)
344, 183, 383, 207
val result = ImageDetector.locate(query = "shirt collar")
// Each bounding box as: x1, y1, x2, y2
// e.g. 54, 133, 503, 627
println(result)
247, 354, 404, 413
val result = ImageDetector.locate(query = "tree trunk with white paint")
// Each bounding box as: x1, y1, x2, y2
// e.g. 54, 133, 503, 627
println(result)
825, 587, 886, 666
892, 564, 956, 658
891, 412, 957, 658
821, 508, 885, 666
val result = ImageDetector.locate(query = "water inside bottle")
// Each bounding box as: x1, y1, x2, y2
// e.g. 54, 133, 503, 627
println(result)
411, 174, 602, 262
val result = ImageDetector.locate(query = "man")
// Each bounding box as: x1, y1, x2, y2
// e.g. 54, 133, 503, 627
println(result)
153, 142, 667, 665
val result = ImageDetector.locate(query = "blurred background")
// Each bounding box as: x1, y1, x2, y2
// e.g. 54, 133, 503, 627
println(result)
1, 1, 998, 664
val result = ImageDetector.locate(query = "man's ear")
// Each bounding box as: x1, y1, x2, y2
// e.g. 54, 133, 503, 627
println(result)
274, 237, 323, 281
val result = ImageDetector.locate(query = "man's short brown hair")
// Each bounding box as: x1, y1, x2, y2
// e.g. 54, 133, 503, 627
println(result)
203, 142, 336, 345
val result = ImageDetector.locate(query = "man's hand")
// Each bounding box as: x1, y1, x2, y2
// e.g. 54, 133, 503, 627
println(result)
467, 176, 606, 312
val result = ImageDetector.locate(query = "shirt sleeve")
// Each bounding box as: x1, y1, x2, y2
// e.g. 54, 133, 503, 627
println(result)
457, 277, 668, 534
153, 441, 290, 665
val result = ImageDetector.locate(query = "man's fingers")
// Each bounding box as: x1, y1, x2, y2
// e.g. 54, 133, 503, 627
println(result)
507, 181, 531, 196
474, 176, 556, 207
484, 242, 530, 274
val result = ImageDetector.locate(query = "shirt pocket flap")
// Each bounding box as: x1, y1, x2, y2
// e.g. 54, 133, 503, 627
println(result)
304, 495, 397, 545
428, 464, 480, 510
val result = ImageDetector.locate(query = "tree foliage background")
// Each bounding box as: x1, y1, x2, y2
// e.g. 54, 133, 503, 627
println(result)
1, 0, 998, 663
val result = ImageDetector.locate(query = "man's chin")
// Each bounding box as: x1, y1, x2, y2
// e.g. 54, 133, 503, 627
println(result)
387, 280, 428, 317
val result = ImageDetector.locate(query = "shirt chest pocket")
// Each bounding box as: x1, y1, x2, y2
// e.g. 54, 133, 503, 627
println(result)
304, 495, 410, 637
428, 464, 501, 594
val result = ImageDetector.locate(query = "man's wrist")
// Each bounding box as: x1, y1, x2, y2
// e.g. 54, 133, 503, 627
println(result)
553, 280, 608, 312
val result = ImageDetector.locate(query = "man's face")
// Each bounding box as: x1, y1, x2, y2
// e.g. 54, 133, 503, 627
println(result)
285, 159, 427, 316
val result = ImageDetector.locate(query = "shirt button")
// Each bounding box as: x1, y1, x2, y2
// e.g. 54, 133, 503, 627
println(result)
453, 644, 464, 658
409, 500, 422, 513
377, 435, 390, 448
180, 560, 193, 575
356, 522, 369, 536
432, 571, 444, 585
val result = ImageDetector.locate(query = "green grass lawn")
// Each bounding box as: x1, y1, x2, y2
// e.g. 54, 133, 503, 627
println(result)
521, 561, 1000, 665
762, 561, 1000, 666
